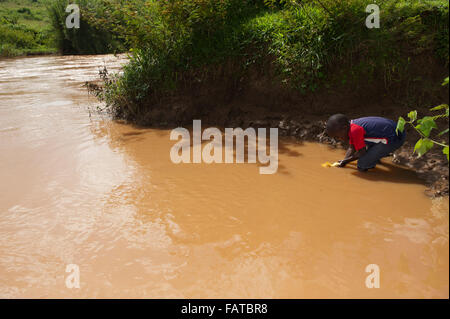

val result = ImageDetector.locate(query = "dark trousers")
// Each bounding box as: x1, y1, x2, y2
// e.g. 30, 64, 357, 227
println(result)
357, 132, 406, 170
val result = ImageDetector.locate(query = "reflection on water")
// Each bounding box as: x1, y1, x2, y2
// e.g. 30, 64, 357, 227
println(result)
0, 55, 448, 298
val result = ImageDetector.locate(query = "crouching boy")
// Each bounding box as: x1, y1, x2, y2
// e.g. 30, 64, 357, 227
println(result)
326, 114, 406, 171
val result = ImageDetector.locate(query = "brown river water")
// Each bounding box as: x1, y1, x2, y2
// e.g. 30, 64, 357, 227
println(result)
0, 55, 448, 298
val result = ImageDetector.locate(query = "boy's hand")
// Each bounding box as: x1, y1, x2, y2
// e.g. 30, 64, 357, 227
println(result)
334, 160, 346, 167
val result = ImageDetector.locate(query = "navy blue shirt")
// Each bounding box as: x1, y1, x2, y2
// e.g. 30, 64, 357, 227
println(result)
349, 117, 401, 150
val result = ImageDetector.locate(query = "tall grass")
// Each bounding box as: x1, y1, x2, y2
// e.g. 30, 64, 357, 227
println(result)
46, 0, 125, 54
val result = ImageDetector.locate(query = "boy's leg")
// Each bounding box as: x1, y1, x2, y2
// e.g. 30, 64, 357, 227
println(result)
357, 134, 406, 171
357, 144, 392, 171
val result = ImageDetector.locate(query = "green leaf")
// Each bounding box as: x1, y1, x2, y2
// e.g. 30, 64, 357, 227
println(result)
430, 104, 449, 111
396, 116, 406, 134
414, 138, 434, 157
415, 117, 438, 137
438, 128, 449, 136
443, 146, 449, 161
442, 77, 449, 86
407, 110, 417, 122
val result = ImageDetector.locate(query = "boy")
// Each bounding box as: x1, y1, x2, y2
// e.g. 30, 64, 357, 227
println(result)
326, 114, 406, 171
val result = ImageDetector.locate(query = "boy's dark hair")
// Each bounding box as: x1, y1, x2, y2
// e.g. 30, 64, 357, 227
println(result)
326, 114, 349, 134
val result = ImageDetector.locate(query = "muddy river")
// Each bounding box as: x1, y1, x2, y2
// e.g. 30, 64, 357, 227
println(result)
0, 55, 448, 298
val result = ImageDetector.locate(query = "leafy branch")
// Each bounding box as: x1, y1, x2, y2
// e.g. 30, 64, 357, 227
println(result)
396, 77, 449, 161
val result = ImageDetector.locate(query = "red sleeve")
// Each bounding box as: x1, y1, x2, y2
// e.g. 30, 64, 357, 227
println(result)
349, 124, 366, 151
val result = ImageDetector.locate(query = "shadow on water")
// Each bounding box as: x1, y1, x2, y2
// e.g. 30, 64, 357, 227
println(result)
278, 141, 303, 158
94, 119, 305, 155
349, 161, 426, 186
122, 131, 148, 137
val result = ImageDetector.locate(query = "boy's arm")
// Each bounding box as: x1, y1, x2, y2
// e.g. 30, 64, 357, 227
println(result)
338, 145, 366, 167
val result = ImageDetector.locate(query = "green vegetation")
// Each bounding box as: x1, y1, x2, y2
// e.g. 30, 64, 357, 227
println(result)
0, 0, 126, 57
397, 77, 449, 161
46, 0, 125, 54
0, 0, 56, 56
87, 0, 449, 123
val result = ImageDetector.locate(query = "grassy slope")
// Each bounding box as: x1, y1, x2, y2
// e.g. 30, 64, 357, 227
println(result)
0, 0, 57, 57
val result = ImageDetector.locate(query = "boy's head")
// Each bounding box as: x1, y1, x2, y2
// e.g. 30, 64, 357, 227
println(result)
326, 114, 350, 142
